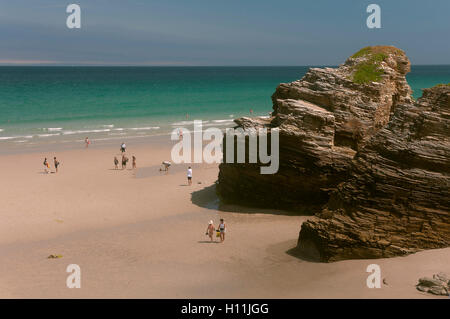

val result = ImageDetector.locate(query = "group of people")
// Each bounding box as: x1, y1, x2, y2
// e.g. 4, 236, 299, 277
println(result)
43, 157, 60, 174
114, 143, 136, 170
114, 155, 136, 170
205, 219, 227, 243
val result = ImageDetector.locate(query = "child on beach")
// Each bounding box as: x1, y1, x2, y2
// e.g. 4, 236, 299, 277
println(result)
85, 137, 90, 148
54, 157, 60, 173
187, 166, 192, 186
205, 220, 216, 242
218, 219, 226, 243
132, 156, 136, 169
114, 157, 119, 169
122, 155, 128, 169
43, 158, 49, 174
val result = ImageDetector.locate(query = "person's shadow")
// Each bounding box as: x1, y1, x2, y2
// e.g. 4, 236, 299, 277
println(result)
197, 241, 220, 244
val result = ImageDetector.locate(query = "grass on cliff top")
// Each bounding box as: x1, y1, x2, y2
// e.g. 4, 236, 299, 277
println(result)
349, 46, 402, 84
351, 46, 403, 59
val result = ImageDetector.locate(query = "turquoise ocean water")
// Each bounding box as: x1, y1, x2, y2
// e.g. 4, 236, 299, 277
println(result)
0, 66, 449, 148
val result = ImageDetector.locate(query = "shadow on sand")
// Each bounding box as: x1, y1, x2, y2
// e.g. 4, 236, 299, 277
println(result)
191, 184, 314, 217
285, 246, 322, 263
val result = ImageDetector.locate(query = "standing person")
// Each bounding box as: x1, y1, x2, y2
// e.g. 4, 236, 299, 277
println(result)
54, 157, 60, 173
43, 158, 49, 174
114, 157, 119, 169
120, 142, 126, 153
218, 218, 226, 243
205, 220, 215, 242
187, 166, 192, 186
132, 156, 137, 169
85, 137, 90, 148
121, 155, 128, 170
178, 128, 183, 140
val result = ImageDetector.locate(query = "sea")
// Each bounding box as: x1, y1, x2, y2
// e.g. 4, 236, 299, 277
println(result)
0, 65, 449, 150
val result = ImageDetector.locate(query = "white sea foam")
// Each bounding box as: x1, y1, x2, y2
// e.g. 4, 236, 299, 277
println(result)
63, 129, 111, 135
171, 120, 210, 126
0, 129, 3, 132
38, 133, 60, 138
113, 128, 124, 131
102, 124, 114, 128
0, 135, 33, 140
213, 119, 235, 123
128, 126, 160, 131
47, 128, 63, 132
108, 132, 127, 136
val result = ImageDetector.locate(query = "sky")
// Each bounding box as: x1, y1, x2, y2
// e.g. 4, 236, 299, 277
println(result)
0, 0, 449, 66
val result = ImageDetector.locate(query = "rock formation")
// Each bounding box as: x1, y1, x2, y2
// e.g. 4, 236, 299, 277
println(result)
297, 83, 450, 261
217, 46, 450, 261
218, 46, 413, 211
416, 273, 450, 296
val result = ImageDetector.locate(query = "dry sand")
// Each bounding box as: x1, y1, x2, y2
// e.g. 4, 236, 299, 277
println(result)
0, 136, 448, 298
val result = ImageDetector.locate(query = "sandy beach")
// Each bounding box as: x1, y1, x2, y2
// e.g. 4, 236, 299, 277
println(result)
0, 135, 448, 299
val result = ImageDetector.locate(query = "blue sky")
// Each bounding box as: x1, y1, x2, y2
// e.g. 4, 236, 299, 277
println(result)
0, 0, 449, 65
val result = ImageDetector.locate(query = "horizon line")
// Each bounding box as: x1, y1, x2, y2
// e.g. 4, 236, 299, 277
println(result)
0, 64, 449, 67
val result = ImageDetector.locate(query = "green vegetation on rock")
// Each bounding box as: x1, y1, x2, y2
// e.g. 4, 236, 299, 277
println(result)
350, 46, 402, 84
352, 63, 384, 84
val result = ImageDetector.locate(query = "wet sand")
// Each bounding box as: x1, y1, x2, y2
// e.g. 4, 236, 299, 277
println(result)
0, 136, 448, 298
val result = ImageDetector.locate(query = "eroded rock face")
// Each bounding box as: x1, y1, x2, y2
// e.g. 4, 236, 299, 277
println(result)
217, 46, 413, 211
297, 84, 450, 261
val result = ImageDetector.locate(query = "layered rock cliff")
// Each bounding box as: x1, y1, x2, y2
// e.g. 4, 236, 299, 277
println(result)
297, 83, 450, 261
217, 46, 413, 211
217, 46, 450, 261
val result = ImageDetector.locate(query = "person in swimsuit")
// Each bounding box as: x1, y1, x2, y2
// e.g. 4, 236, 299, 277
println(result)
114, 157, 119, 169
121, 155, 128, 169
218, 218, 226, 242
43, 158, 49, 174
120, 142, 126, 153
205, 220, 215, 242
54, 157, 60, 173
85, 137, 90, 148
132, 156, 136, 169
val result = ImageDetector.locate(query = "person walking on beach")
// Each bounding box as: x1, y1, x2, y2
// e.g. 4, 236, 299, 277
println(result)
114, 156, 119, 169
54, 157, 60, 173
187, 166, 192, 186
43, 158, 49, 174
85, 137, 90, 148
218, 218, 226, 243
120, 142, 126, 153
205, 220, 216, 242
121, 155, 128, 169
132, 156, 137, 169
